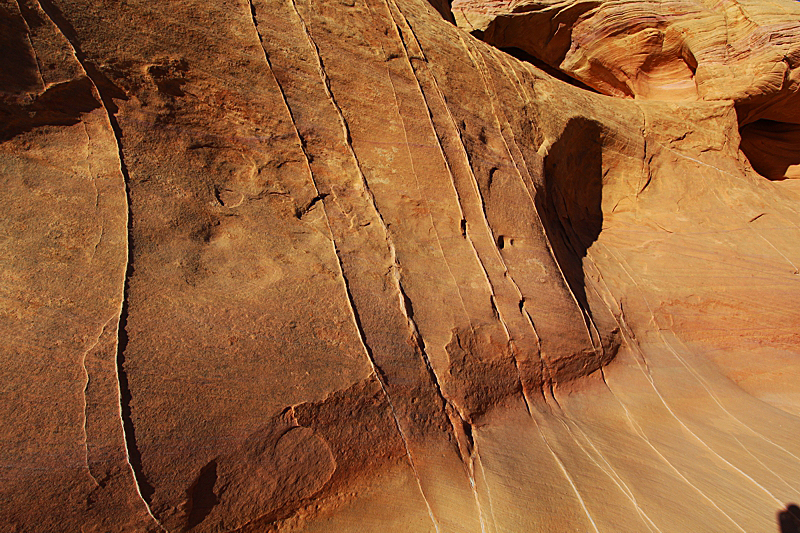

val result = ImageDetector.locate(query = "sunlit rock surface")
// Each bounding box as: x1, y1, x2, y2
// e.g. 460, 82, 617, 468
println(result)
1, 0, 800, 531
453, 0, 800, 181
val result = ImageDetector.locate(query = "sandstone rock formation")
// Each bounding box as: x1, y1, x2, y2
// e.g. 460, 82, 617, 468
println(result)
1, 0, 799, 531
452, 0, 800, 181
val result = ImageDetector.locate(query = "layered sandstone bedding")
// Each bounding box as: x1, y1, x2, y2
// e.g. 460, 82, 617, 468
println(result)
1, 0, 799, 531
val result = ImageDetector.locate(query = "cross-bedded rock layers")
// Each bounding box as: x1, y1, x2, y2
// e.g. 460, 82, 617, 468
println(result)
2, 0, 800, 531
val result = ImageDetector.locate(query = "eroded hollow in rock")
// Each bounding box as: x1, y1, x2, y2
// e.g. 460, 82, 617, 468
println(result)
739, 119, 800, 180
538, 117, 604, 314
423, 0, 455, 23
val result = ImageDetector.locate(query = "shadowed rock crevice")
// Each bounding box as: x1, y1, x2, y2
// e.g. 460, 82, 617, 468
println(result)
37, 0, 129, 118
185, 460, 218, 530
538, 118, 604, 318
499, 47, 600, 94
0, 3, 44, 94
31, 0, 154, 519
739, 119, 800, 180
0, 76, 101, 141
115, 303, 157, 507
779, 504, 800, 533
421, 0, 456, 24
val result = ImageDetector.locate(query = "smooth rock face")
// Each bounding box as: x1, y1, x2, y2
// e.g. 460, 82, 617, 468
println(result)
1, 0, 799, 531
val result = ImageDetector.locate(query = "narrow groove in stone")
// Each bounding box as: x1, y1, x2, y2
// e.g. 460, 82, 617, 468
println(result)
523, 395, 602, 533
250, 0, 422, 490
599, 369, 749, 533
34, 0, 162, 527
390, 8, 555, 427
13, 0, 46, 90
389, 4, 541, 361
383, 5, 503, 353
376, 0, 482, 434
283, 2, 442, 528
464, 35, 601, 356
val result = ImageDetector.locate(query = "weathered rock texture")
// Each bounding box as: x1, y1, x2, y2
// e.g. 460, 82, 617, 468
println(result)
1, 0, 799, 531
453, 0, 800, 181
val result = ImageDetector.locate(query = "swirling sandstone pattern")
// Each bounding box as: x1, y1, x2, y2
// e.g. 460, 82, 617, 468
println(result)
1, 0, 800, 531
453, 0, 800, 179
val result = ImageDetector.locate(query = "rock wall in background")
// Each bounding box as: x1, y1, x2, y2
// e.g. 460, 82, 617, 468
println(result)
1, 0, 800, 531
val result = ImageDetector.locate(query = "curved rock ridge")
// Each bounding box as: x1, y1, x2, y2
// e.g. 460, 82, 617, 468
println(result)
1, 0, 800, 531
452, 0, 800, 180
452, 0, 800, 109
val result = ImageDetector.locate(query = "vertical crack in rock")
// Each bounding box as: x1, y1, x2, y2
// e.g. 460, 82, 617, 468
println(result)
634, 101, 653, 196
245, 4, 397, 529
13, 0, 46, 90
478, 49, 562, 356
481, 47, 570, 363
382, 7, 541, 525
249, 0, 424, 474
473, 449, 501, 531
388, 2, 544, 372
444, 401, 489, 533
395, 271, 457, 426
281, 2, 442, 529
492, 62, 599, 354
366, 11, 495, 522
34, 0, 162, 528
78, 317, 116, 488
385, 0, 523, 361
371, 0, 493, 496
115, 283, 163, 528
385, 1, 498, 299
455, 31, 552, 386
462, 34, 603, 359
382, 44, 475, 332
381, 0, 490, 338
362, 11, 487, 399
